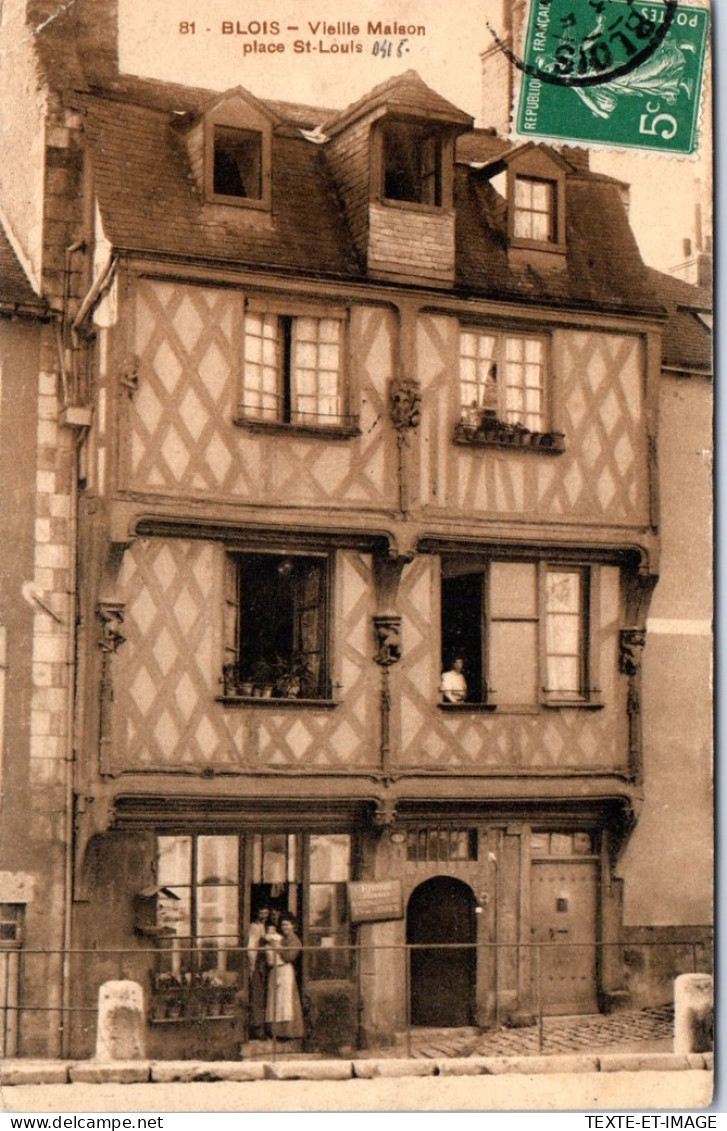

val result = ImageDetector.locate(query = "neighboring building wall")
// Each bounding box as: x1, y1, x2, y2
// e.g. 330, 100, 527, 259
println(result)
0, 318, 71, 1056
620, 371, 713, 927
0, 0, 48, 288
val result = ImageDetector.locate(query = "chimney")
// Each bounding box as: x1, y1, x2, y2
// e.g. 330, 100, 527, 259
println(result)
479, 0, 527, 134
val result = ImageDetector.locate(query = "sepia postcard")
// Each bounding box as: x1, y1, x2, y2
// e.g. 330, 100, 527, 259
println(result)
0, 0, 714, 1117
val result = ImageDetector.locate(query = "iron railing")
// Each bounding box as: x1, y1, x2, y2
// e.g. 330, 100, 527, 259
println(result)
1, 935, 712, 1060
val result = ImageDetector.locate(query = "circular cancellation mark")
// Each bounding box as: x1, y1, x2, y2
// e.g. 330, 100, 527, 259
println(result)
486, 0, 678, 89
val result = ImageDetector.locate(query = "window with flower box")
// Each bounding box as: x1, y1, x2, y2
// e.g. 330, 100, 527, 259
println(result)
455, 328, 564, 451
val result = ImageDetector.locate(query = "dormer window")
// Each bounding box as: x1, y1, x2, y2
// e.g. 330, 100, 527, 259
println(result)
513, 177, 556, 243
213, 127, 263, 199
382, 121, 442, 206
500, 146, 568, 257
193, 89, 274, 210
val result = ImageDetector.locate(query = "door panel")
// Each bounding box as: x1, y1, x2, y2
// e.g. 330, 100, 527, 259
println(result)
531, 860, 598, 1015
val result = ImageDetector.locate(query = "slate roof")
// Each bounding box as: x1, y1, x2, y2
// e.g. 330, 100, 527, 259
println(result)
647, 269, 712, 374
0, 225, 47, 315
72, 75, 669, 315
324, 70, 473, 134
81, 93, 363, 279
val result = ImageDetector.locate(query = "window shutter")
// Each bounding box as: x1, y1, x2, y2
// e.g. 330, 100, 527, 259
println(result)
223, 554, 240, 676
293, 559, 326, 696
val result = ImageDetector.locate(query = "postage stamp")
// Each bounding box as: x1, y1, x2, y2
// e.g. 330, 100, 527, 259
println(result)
514, 0, 709, 153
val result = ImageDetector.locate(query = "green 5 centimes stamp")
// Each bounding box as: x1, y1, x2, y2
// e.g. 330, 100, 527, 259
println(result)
515, 0, 709, 154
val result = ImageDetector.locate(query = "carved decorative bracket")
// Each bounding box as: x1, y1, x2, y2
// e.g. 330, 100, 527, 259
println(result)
98, 600, 126, 653
372, 798, 398, 830
373, 614, 402, 667
389, 378, 421, 433
97, 601, 125, 775
119, 354, 140, 398
619, 627, 647, 781
619, 628, 646, 677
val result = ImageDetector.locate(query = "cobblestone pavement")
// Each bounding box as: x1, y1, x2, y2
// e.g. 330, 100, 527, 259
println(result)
364, 1005, 675, 1060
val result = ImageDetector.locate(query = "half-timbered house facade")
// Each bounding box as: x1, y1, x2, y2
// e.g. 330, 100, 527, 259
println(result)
0, 0, 710, 1061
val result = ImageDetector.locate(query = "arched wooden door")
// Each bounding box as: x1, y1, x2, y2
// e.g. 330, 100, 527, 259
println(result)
407, 877, 477, 1027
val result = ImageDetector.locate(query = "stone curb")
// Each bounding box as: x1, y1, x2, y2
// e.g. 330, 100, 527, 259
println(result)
264, 1060, 353, 1081
0, 1062, 71, 1085
150, 1061, 266, 1083
352, 1058, 437, 1079
70, 1062, 152, 1084
598, 1053, 691, 1074
444, 1055, 601, 1076
0, 1052, 712, 1086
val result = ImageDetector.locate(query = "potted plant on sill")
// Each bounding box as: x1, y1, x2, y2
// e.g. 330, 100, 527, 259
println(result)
274, 654, 317, 699
251, 659, 276, 698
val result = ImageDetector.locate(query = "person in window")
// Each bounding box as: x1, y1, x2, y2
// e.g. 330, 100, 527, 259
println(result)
265, 913, 304, 1040
440, 656, 468, 703
247, 906, 270, 1040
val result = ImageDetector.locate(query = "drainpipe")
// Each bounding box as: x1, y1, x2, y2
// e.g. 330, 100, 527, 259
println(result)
59, 422, 83, 1060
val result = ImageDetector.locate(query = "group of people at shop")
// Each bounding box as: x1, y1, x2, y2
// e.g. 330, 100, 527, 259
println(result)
246, 907, 304, 1041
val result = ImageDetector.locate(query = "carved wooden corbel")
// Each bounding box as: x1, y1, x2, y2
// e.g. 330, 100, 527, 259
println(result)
98, 600, 126, 653
389, 378, 422, 433
372, 797, 398, 831
97, 600, 125, 774
119, 354, 140, 398
619, 628, 646, 677
619, 627, 647, 780
373, 614, 402, 668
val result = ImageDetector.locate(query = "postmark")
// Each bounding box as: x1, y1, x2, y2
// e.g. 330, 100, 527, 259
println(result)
511, 0, 709, 154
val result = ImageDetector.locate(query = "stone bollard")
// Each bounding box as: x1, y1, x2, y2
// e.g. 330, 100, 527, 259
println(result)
96, 980, 147, 1061
674, 973, 713, 1054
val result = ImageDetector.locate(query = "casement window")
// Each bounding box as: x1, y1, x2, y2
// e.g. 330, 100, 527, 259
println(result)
440, 559, 598, 708
154, 835, 242, 1020
239, 307, 352, 433
381, 120, 444, 206
223, 551, 329, 701
213, 126, 263, 199
459, 329, 548, 435
151, 832, 354, 1021
513, 176, 557, 243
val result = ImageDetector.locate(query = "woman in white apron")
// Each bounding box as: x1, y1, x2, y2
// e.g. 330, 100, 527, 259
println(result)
265, 914, 304, 1039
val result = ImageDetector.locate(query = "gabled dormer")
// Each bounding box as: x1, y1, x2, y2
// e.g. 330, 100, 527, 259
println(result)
324, 72, 472, 285
179, 87, 280, 213
478, 143, 570, 268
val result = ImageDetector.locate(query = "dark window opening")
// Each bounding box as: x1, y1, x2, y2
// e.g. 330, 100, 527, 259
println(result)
213, 126, 263, 199
383, 122, 442, 206
229, 553, 328, 700
441, 571, 485, 703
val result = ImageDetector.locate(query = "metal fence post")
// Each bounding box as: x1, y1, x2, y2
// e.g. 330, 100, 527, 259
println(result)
537, 943, 544, 1054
